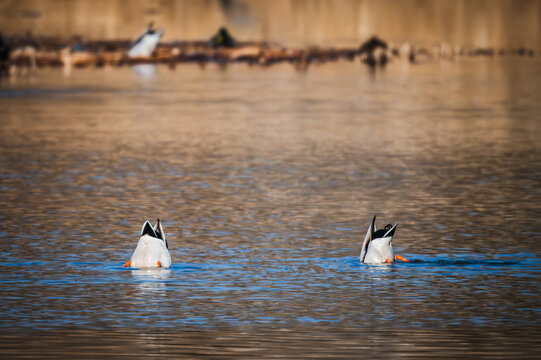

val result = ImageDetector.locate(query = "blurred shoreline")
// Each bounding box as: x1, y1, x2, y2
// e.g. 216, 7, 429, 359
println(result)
2, 0, 540, 74
1, 33, 539, 75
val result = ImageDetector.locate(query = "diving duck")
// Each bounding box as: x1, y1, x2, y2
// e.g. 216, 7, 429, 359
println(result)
360, 215, 408, 264
128, 23, 164, 57
124, 219, 171, 268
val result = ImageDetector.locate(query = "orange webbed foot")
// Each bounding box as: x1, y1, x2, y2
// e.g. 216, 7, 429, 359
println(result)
157, 260, 161, 268
394, 255, 410, 262
123, 261, 131, 268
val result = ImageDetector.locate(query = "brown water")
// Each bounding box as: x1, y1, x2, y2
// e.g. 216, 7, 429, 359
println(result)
0, 59, 541, 359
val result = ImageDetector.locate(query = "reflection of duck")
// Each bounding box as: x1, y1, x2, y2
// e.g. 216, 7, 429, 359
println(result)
128, 23, 164, 57
360, 215, 408, 264
124, 219, 171, 268
131, 64, 157, 79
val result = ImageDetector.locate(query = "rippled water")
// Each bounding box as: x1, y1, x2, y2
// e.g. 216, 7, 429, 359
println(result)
1, 59, 540, 359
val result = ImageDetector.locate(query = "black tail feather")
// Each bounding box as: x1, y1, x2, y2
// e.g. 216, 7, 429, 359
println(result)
141, 220, 158, 238
154, 219, 165, 241
152, 218, 168, 249
384, 224, 398, 238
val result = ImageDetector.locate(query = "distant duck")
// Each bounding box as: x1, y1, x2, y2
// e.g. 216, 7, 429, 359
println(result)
124, 219, 171, 268
360, 215, 409, 264
128, 23, 164, 57
0, 33, 10, 76
208, 27, 237, 48
359, 36, 388, 67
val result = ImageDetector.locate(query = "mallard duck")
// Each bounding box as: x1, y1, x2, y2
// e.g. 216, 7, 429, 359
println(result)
360, 215, 408, 264
208, 27, 237, 48
128, 23, 164, 57
124, 219, 171, 268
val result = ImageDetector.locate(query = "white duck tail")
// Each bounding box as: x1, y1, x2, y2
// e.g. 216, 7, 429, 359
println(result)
360, 215, 398, 264
126, 219, 171, 268
128, 23, 164, 57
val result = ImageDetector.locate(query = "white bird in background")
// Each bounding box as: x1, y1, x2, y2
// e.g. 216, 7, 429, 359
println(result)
128, 23, 164, 57
360, 215, 409, 264
124, 219, 171, 268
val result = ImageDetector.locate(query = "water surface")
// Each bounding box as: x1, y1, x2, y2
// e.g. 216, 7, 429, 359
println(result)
0, 59, 540, 358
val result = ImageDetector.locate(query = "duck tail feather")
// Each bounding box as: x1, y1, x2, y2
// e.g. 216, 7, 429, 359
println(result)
141, 220, 158, 238
384, 224, 398, 238
155, 218, 167, 248
360, 215, 376, 262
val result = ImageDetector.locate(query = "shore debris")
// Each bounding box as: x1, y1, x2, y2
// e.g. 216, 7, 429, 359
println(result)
1, 29, 538, 73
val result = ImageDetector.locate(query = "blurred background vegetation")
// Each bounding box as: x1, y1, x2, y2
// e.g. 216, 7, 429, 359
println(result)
0, 0, 539, 48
